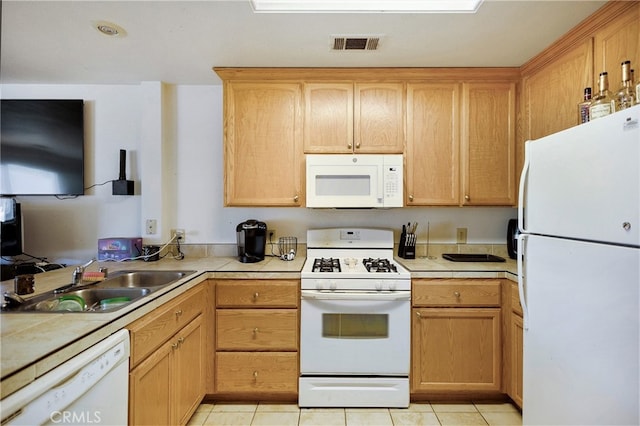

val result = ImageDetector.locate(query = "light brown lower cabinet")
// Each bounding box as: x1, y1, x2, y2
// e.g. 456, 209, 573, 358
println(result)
214, 279, 299, 400
127, 284, 206, 425
508, 282, 524, 408
216, 352, 298, 394
510, 313, 524, 407
411, 279, 502, 395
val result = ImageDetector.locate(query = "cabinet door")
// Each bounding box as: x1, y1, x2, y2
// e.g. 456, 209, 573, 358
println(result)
354, 83, 405, 154
304, 83, 354, 153
522, 40, 593, 142
510, 314, 524, 408
412, 308, 502, 392
175, 316, 205, 425
224, 82, 303, 206
406, 83, 460, 205
461, 82, 516, 206
593, 4, 640, 90
129, 340, 173, 426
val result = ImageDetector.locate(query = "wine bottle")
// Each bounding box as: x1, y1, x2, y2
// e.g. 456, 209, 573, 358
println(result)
614, 60, 636, 111
577, 87, 592, 124
589, 72, 614, 120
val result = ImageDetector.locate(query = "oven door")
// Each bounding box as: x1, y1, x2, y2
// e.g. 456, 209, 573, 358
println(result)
300, 290, 410, 375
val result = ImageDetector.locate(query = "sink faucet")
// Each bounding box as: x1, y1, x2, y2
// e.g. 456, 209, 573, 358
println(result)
71, 258, 96, 285
2, 292, 26, 310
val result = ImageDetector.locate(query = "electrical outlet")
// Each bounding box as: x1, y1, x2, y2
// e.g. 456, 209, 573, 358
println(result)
268, 229, 277, 241
146, 219, 157, 235
171, 229, 185, 243
456, 227, 467, 244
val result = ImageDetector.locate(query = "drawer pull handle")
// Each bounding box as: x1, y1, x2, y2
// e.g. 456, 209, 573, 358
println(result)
253, 327, 259, 334
253, 371, 259, 380
416, 311, 421, 317
172, 342, 179, 350
454, 291, 461, 298
253, 292, 259, 300
175, 309, 183, 317
178, 337, 185, 345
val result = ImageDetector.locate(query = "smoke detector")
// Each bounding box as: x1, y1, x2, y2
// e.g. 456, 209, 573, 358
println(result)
331, 35, 383, 51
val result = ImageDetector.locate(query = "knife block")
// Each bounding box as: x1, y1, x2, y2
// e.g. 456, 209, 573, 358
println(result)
398, 232, 416, 259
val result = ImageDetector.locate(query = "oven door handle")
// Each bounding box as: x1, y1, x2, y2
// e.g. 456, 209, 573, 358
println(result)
301, 290, 411, 301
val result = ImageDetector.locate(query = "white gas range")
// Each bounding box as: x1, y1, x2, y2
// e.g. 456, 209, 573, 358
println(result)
299, 228, 411, 408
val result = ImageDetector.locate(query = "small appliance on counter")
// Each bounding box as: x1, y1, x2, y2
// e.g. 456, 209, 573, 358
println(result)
236, 220, 267, 263
507, 218, 519, 259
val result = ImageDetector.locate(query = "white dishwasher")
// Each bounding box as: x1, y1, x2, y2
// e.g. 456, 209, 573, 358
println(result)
1, 329, 130, 426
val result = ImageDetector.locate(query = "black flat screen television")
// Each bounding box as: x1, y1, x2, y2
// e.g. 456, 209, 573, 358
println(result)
1, 99, 85, 196
1, 198, 23, 256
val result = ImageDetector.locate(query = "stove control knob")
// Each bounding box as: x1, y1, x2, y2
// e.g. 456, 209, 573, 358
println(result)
329, 280, 337, 291
315, 281, 324, 291
375, 281, 383, 291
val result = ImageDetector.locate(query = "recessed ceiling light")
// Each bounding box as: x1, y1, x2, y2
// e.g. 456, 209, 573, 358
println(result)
251, 0, 483, 13
92, 21, 127, 37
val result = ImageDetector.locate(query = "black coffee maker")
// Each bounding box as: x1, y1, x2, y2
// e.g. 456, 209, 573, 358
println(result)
236, 220, 267, 263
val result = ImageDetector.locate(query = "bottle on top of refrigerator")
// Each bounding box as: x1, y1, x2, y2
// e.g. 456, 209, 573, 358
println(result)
577, 87, 592, 124
589, 72, 614, 120
615, 60, 636, 111
631, 70, 640, 105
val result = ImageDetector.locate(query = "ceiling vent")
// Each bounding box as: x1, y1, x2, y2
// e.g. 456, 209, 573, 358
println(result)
331, 35, 382, 51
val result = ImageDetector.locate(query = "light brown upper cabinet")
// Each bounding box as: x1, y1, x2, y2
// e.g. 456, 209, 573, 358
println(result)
593, 4, 640, 91
406, 83, 460, 205
406, 80, 516, 206
223, 81, 303, 206
518, 1, 639, 176
461, 82, 517, 206
304, 82, 404, 154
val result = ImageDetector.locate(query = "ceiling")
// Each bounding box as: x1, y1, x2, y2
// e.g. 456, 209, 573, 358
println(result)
1, 0, 606, 85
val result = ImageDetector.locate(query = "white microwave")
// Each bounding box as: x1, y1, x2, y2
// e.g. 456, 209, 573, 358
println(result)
305, 154, 403, 208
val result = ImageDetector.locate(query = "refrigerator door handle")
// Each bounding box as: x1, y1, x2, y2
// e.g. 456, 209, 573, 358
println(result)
518, 141, 531, 234
517, 233, 529, 330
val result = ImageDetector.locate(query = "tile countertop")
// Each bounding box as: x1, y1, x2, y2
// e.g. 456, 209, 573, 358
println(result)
0, 253, 516, 399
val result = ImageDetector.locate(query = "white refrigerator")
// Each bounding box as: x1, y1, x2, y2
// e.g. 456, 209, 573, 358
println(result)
518, 104, 640, 425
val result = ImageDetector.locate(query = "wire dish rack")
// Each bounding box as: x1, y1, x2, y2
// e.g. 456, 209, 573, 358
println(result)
278, 237, 297, 261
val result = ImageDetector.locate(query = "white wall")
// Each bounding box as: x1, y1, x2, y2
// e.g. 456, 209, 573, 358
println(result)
2, 83, 516, 264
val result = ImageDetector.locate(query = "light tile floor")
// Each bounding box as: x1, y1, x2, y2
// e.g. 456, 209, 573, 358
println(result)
187, 402, 522, 426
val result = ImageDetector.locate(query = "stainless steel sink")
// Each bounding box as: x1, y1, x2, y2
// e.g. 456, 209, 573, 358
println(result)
96, 270, 196, 289
1, 270, 196, 313
2, 287, 151, 313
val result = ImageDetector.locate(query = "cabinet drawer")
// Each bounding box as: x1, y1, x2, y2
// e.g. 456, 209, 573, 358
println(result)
128, 285, 204, 367
216, 352, 298, 394
413, 279, 501, 307
216, 280, 299, 308
511, 282, 523, 316
217, 309, 298, 351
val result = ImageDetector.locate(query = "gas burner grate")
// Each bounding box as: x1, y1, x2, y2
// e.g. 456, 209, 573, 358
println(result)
312, 258, 342, 273
363, 258, 398, 273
